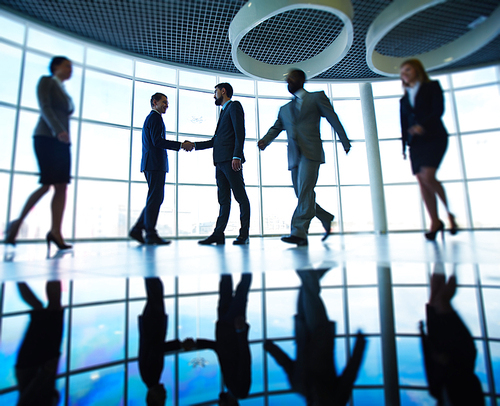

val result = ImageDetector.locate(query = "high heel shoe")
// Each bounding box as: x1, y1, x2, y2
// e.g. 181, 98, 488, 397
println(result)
449, 214, 458, 235
425, 221, 445, 241
46, 232, 72, 251
4, 219, 21, 246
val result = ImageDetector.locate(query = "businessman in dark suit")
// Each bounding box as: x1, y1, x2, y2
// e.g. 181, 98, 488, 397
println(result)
258, 69, 351, 246
129, 93, 193, 245
194, 83, 250, 245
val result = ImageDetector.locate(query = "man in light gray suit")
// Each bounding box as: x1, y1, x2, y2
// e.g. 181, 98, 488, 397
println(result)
258, 69, 351, 246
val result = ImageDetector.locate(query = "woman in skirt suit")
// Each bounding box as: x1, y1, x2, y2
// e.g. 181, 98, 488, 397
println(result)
400, 59, 458, 240
5, 56, 74, 250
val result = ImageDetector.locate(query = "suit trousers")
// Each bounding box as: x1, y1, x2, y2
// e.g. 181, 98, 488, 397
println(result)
291, 165, 334, 233
133, 171, 166, 238
214, 161, 250, 238
218, 273, 252, 324
290, 155, 324, 239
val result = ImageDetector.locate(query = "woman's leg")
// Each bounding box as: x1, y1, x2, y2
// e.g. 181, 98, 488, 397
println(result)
416, 167, 449, 230
50, 183, 67, 240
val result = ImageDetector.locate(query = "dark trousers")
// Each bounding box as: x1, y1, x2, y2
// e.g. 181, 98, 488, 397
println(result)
214, 161, 250, 238
133, 171, 166, 238
218, 273, 252, 323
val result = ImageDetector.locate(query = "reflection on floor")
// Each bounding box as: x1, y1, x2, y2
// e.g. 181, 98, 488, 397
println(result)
1, 231, 499, 405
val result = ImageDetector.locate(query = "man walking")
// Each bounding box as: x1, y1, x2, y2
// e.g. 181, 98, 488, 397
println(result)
258, 69, 351, 246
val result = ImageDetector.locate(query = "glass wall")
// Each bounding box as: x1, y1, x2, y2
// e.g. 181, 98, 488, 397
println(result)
1, 10, 499, 242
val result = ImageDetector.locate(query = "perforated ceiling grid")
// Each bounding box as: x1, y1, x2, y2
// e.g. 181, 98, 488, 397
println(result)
0, 0, 498, 80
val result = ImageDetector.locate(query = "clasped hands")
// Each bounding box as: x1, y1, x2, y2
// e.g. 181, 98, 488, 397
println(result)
181, 140, 195, 151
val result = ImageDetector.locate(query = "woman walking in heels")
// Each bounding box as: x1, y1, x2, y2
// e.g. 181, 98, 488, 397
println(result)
399, 59, 458, 241
5, 56, 73, 250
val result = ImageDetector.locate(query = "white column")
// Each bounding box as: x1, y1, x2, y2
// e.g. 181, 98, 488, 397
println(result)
359, 82, 387, 233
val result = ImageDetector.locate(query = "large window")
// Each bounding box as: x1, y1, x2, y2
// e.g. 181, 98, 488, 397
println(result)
1, 10, 499, 242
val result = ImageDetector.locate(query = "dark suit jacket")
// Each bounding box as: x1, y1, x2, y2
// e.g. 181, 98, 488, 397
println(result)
141, 110, 181, 172
34, 76, 74, 137
261, 91, 350, 170
195, 100, 246, 165
400, 80, 448, 154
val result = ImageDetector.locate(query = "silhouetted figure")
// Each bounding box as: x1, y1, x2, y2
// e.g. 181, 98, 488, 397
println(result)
420, 272, 484, 405
195, 273, 252, 403
15, 281, 63, 406
138, 277, 186, 406
264, 269, 366, 406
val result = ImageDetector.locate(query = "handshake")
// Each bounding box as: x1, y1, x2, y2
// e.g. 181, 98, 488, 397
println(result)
181, 140, 195, 152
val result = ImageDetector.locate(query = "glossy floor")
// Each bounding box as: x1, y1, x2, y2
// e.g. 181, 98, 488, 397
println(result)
1, 231, 499, 405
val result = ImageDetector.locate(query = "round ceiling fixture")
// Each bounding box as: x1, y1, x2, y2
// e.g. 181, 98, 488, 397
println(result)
229, 0, 354, 81
366, 0, 500, 77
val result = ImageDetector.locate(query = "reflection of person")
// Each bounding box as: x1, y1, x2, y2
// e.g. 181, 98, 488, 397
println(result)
195, 273, 252, 403
399, 59, 458, 240
5, 57, 74, 250
258, 69, 351, 246
264, 269, 366, 405
194, 83, 251, 245
419, 272, 484, 405
15, 281, 63, 406
138, 277, 192, 406
129, 93, 194, 245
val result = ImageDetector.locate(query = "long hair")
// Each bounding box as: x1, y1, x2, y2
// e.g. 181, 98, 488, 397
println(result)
400, 59, 430, 87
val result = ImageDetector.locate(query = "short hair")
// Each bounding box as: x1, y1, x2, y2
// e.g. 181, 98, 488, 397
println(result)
215, 83, 233, 98
150, 92, 167, 108
288, 69, 307, 83
400, 59, 430, 86
49, 56, 70, 74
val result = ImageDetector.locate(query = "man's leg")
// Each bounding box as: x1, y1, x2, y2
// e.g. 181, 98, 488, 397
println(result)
218, 274, 233, 322
213, 163, 232, 237
290, 156, 321, 239
223, 164, 250, 239
144, 171, 166, 239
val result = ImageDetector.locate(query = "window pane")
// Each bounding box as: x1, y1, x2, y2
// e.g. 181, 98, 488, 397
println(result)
353, 336, 383, 384
379, 139, 415, 184
14, 110, 42, 173
468, 180, 500, 228
0, 173, 9, 233
454, 85, 500, 133
0, 106, 16, 170
483, 288, 500, 338
86, 47, 133, 75
178, 89, 216, 135
374, 97, 401, 140
0, 13, 25, 43
135, 61, 176, 84
177, 185, 217, 236
78, 123, 130, 180
397, 337, 427, 386
75, 180, 128, 238
393, 287, 427, 333
442, 91, 456, 134
257, 80, 290, 97
242, 140, 259, 186
69, 365, 124, 404
337, 142, 369, 185
372, 80, 404, 97
27, 28, 84, 63
82, 70, 133, 126
179, 70, 216, 90
332, 99, 364, 141
178, 136, 215, 185
311, 186, 339, 234
133, 81, 177, 131
21, 52, 51, 109
265, 290, 296, 338
0, 43, 22, 104
436, 135, 463, 181
317, 143, 338, 186
219, 75, 255, 95
258, 98, 288, 140
233, 95, 257, 139
130, 129, 144, 182
260, 142, 291, 186
461, 131, 500, 179
178, 294, 218, 338
261, 187, 295, 235
340, 186, 373, 232
384, 184, 422, 231
452, 66, 498, 88
330, 82, 360, 98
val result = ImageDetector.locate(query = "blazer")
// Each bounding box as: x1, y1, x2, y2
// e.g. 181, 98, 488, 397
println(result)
400, 80, 448, 153
261, 90, 351, 170
140, 110, 181, 172
195, 100, 246, 165
33, 76, 74, 137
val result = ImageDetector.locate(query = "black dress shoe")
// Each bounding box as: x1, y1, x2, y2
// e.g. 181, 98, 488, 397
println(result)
129, 228, 145, 244
321, 216, 334, 241
145, 235, 171, 245
198, 234, 225, 245
281, 235, 308, 246
233, 237, 249, 245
